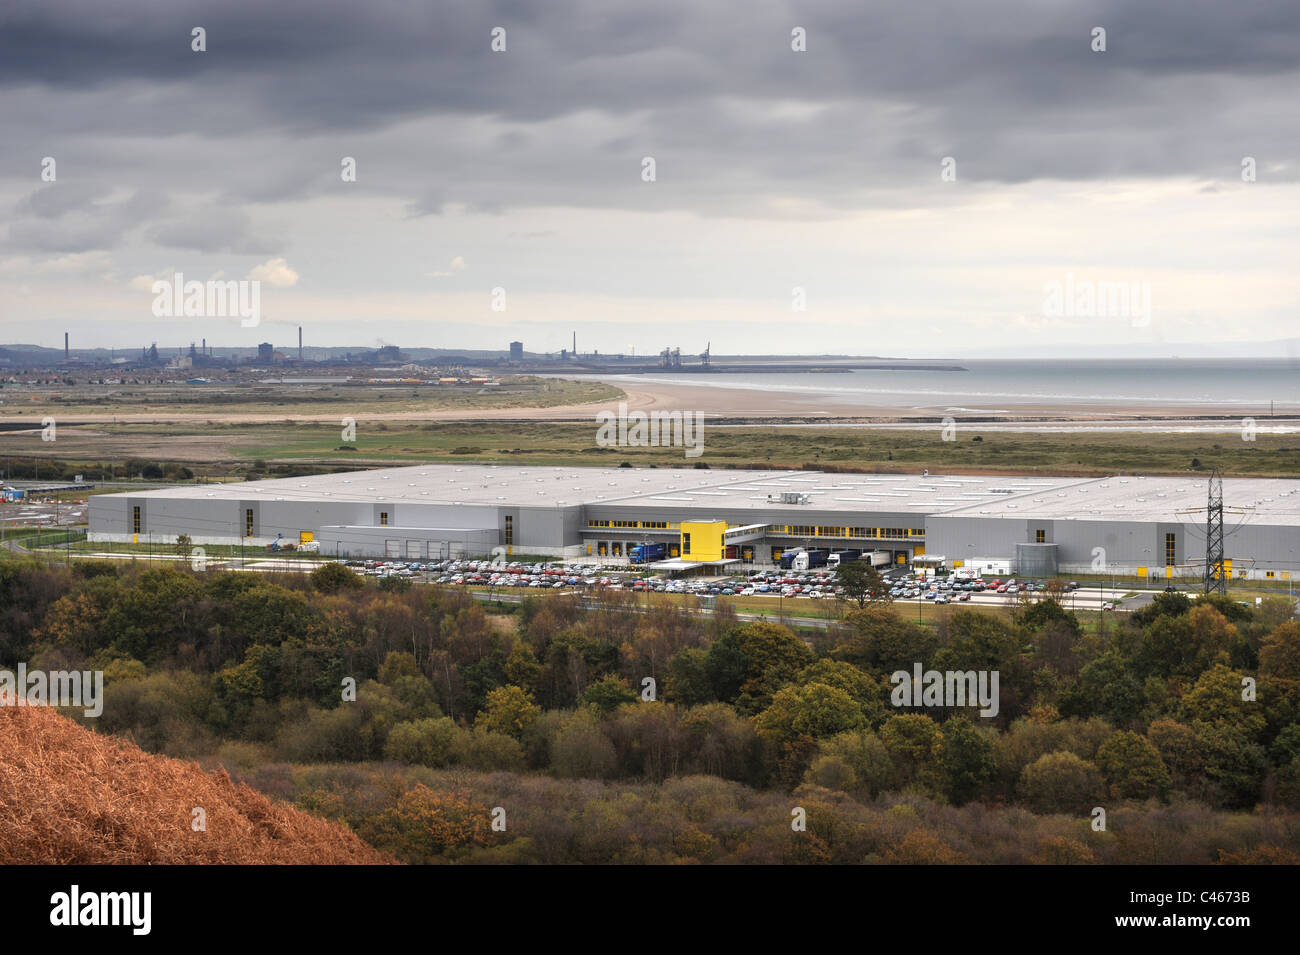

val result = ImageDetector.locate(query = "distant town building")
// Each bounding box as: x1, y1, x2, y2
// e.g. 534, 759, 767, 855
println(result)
509, 341, 523, 361
257, 343, 274, 362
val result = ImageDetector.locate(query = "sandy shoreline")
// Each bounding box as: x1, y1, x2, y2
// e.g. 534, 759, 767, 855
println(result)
2, 378, 1294, 427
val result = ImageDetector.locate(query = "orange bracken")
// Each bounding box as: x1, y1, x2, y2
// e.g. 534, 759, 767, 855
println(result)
0, 704, 395, 864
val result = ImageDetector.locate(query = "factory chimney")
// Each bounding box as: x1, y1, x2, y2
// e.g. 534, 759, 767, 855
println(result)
298, 326, 303, 361
64, 331, 69, 360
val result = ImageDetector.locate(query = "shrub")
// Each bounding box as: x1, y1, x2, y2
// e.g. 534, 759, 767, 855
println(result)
1019, 751, 1105, 815
384, 717, 459, 768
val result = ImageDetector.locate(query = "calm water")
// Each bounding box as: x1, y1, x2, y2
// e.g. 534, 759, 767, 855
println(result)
597, 359, 1300, 415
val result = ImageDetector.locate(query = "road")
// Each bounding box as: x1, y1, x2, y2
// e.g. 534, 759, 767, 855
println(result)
17, 545, 1170, 626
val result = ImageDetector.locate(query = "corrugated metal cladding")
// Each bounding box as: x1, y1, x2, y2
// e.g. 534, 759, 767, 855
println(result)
86, 464, 1300, 572
1015, 543, 1059, 577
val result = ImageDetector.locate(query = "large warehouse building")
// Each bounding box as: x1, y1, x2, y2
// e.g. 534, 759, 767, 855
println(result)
88, 464, 1300, 580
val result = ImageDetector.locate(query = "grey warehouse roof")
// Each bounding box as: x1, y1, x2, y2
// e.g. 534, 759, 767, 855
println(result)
114, 464, 1084, 515
111, 464, 1300, 525
937, 475, 1300, 526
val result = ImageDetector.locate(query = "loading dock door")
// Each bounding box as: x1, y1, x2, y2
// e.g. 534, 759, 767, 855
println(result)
386, 540, 401, 558
406, 540, 423, 559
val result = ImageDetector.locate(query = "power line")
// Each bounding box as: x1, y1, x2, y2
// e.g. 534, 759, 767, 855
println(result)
1204, 469, 1226, 596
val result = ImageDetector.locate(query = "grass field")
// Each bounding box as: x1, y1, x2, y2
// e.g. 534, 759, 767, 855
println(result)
238, 422, 1300, 476
2, 527, 86, 548
7, 420, 1300, 478
0, 375, 622, 418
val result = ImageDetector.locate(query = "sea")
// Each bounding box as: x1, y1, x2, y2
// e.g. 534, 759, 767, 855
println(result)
583, 358, 1300, 433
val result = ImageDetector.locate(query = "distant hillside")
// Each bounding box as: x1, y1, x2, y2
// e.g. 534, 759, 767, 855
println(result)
0, 704, 394, 864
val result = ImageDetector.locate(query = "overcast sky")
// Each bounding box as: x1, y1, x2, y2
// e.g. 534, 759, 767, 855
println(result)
2, 0, 1298, 357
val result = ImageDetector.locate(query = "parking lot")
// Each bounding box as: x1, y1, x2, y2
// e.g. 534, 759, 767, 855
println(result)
0, 497, 89, 527
337, 558, 1145, 609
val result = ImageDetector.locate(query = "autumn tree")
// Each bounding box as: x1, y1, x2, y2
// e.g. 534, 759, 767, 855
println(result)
384, 717, 459, 767
831, 606, 937, 674
1018, 751, 1105, 814
805, 729, 894, 798
796, 658, 888, 726
1260, 620, 1300, 732
835, 559, 888, 609
679, 703, 761, 783
1065, 649, 1142, 726
1095, 730, 1170, 801
102, 566, 206, 663
756, 683, 866, 787
940, 717, 996, 805
879, 713, 942, 792
1183, 664, 1264, 738
359, 785, 493, 863
707, 621, 813, 714
1146, 719, 1205, 794
311, 561, 362, 593
504, 641, 542, 693
475, 684, 541, 739
665, 647, 714, 705
551, 710, 618, 779
755, 682, 867, 743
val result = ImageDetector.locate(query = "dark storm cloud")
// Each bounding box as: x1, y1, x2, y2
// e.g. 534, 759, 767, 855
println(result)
1, 0, 1298, 233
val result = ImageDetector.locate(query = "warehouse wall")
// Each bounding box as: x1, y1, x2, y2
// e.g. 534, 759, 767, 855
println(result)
316, 526, 499, 559
927, 516, 1300, 576
517, 505, 583, 553
87, 488, 1300, 575
927, 516, 1174, 573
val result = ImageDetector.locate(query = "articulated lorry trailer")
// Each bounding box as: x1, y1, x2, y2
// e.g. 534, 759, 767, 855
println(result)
792, 548, 829, 571
628, 542, 667, 564
827, 549, 862, 568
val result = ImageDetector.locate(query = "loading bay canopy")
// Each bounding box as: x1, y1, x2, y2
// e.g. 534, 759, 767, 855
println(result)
648, 558, 743, 575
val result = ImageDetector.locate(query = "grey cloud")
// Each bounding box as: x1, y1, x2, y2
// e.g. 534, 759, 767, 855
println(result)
0, 0, 1297, 260
5, 186, 170, 252
147, 205, 280, 253
15, 181, 112, 218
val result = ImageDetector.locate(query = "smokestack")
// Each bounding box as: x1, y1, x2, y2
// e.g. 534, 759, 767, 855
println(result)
64, 332, 69, 360
573, 330, 576, 356
298, 326, 303, 361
